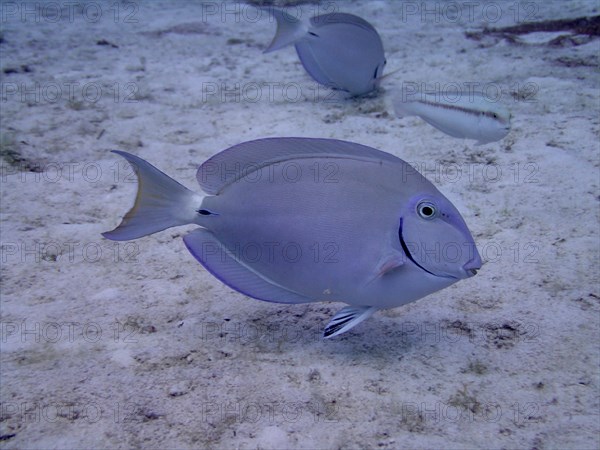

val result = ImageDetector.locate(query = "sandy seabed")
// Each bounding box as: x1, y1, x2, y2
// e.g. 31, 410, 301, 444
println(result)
1, 0, 599, 448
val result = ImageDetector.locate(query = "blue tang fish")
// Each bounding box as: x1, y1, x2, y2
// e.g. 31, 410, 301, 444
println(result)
261, 8, 386, 96
103, 138, 482, 338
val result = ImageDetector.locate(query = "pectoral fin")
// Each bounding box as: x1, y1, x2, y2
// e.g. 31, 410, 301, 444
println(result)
375, 254, 406, 278
323, 306, 377, 338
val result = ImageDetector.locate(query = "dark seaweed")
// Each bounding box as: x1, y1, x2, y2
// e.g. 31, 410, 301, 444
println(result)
466, 15, 600, 43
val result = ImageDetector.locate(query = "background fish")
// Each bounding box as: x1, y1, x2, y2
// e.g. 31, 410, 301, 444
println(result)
103, 138, 481, 338
261, 8, 386, 96
393, 91, 511, 145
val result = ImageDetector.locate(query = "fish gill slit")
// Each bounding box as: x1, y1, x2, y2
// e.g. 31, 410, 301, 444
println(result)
398, 218, 437, 277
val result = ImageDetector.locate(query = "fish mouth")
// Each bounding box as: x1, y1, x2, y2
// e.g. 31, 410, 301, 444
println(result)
398, 218, 457, 280
462, 256, 482, 277
466, 268, 478, 277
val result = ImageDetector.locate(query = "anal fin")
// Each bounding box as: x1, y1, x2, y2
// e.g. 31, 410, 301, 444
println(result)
323, 306, 377, 338
183, 228, 312, 304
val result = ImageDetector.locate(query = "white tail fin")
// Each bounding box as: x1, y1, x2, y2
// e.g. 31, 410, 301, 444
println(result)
262, 7, 308, 53
103, 151, 204, 241
392, 92, 419, 118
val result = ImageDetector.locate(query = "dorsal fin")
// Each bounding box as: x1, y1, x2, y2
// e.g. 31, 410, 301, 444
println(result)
196, 137, 403, 195
311, 13, 378, 34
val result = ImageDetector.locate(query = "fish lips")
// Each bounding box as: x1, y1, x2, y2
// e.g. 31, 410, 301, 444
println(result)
462, 251, 483, 278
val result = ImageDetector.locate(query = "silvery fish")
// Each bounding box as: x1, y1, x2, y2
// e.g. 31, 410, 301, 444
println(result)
261, 8, 386, 96
393, 91, 511, 145
103, 138, 482, 338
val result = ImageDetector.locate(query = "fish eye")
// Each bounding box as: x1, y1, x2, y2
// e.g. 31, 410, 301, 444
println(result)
417, 201, 436, 220
492, 113, 498, 119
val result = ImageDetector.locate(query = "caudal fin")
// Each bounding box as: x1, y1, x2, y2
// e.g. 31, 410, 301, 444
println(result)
392, 91, 418, 118
102, 151, 204, 241
262, 7, 308, 53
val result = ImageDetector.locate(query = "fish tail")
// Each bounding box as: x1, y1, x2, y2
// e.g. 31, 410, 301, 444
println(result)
262, 7, 308, 53
102, 151, 204, 241
392, 94, 416, 118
